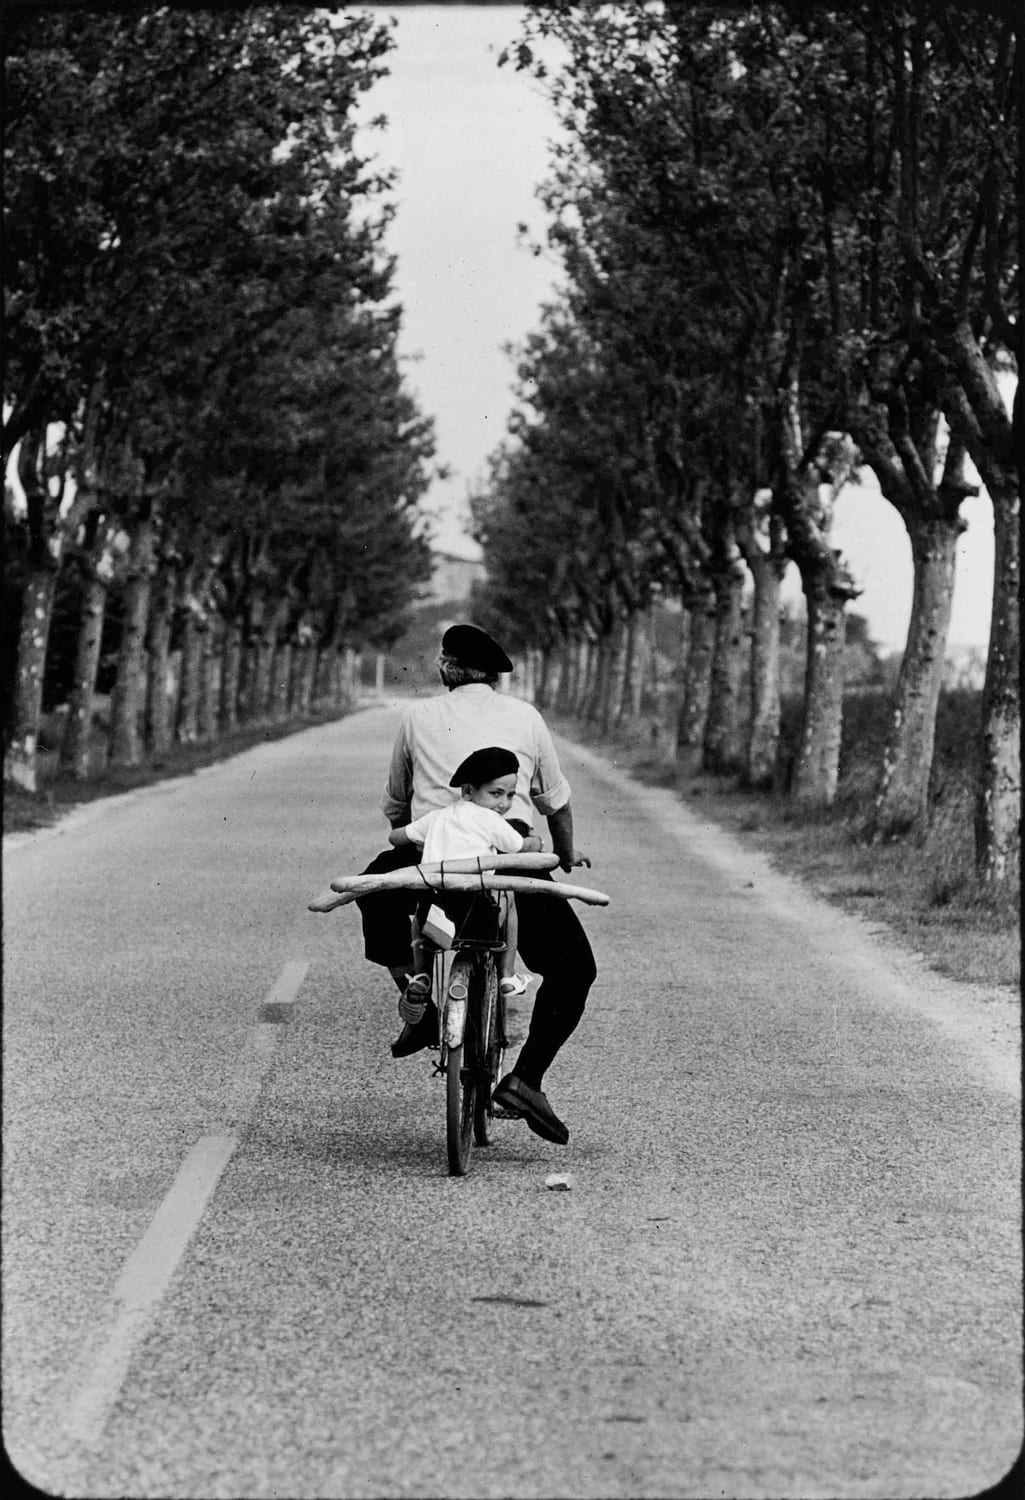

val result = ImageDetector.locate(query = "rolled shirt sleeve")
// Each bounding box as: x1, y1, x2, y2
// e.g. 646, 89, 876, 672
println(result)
528, 716, 571, 817
402, 811, 432, 846
381, 710, 414, 825
490, 816, 526, 854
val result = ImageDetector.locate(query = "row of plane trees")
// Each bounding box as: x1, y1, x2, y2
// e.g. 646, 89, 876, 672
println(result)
469, 0, 1019, 886
3, 8, 438, 791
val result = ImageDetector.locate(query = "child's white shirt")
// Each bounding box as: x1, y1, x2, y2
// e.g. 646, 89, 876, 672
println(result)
404, 800, 524, 865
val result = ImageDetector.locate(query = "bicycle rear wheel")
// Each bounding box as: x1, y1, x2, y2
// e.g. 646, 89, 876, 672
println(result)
445, 953, 477, 1176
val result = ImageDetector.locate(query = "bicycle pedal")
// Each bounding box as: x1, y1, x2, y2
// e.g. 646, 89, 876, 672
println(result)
491, 1106, 520, 1120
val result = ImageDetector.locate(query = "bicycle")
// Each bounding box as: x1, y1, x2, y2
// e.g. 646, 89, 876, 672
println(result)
424, 897, 507, 1175
310, 853, 609, 1176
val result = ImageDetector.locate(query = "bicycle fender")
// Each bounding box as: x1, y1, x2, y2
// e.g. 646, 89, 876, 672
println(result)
444, 978, 469, 1049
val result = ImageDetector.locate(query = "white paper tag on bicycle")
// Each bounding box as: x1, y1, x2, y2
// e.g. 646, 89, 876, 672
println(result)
422, 903, 455, 949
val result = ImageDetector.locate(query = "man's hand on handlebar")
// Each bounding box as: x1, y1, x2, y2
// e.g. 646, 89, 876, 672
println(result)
546, 804, 589, 874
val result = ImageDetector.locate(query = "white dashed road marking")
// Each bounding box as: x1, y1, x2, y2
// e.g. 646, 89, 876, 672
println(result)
62, 959, 309, 1449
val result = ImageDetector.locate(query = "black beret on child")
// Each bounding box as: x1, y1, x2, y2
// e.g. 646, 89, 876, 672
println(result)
441, 623, 513, 674
449, 745, 520, 787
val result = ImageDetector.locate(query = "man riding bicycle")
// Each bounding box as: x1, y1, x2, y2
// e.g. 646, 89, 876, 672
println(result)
357, 622, 597, 1146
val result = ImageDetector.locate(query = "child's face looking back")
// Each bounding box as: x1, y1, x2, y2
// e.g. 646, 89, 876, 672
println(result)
462, 772, 516, 817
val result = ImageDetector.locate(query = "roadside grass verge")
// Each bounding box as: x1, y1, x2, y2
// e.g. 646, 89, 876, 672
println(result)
552, 688, 1020, 994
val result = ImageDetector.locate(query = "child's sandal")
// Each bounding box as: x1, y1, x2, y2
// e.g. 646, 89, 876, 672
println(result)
398, 973, 432, 1024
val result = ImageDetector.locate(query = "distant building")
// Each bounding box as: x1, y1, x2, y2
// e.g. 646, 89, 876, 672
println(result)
425, 550, 485, 606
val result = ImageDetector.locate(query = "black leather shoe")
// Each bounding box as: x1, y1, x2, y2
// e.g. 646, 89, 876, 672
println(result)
492, 1073, 569, 1145
390, 1001, 439, 1058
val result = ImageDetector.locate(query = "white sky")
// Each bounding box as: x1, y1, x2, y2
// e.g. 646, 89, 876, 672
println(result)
357, 5, 562, 556
360, 3, 997, 654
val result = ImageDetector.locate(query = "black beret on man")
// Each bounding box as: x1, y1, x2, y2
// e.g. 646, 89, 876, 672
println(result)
441, 623, 512, 674
449, 745, 520, 787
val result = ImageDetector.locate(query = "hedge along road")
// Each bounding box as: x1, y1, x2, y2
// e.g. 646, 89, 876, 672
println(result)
3, 700, 1020, 1500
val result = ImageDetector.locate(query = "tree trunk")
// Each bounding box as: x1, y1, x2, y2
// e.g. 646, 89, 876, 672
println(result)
873, 514, 962, 835
533, 648, 546, 705
535, 647, 555, 711
329, 648, 348, 708
6, 410, 104, 789
305, 642, 319, 711
176, 636, 202, 744
61, 552, 113, 779
657, 605, 690, 760
252, 638, 272, 721
315, 614, 345, 708
604, 623, 625, 731
612, 613, 635, 728
630, 607, 651, 721
933, 324, 1021, 883
289, 641, 305, 714
772, 375, 860, 807
974, 478, 1020, 882
5, 426, 62, 793
294, 641, 315, 715
220, 619, 242, 733
516, 648, 533, 704
266, 597, 293, 722
676, 590, 715, 775
581, 636, 601, 719
176, 590, 203, 746
262, 605, 291, 721
599, 621, 625, 732
345, 647, 360, 706
702, 560, 746, 776
848, 377, 981, 840
270, 641, 292, 722
236, 593, 262, 724
587, 633, 612, 726
564, 638, 580, 714
792, 573, 849, 807
584, 637, 602, 722
252, 597, 279, 720
313, 645, 332, 706
566, 639, 584, 715
145, 563, 176, 757
745, 552, 786, 790
198, 617, 222, 743
557, 639, 577, 714
109, 512, 155, 768
4, 570, 57, 792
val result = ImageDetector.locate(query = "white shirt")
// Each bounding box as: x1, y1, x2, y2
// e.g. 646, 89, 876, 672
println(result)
403, 799, 525, 865
382, 683, 571, 827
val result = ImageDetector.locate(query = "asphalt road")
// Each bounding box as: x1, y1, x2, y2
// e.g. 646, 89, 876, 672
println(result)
3, 700, 1020, 1499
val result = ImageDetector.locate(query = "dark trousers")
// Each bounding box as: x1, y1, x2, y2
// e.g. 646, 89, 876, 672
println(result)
357, 846, 596, 1088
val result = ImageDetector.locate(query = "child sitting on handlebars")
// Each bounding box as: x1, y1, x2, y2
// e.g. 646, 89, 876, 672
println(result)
387, 745, 541, 1027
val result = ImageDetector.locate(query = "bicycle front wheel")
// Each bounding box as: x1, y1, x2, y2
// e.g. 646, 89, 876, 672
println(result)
445, 954, 477, 1176
473, 956, 500, 1146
